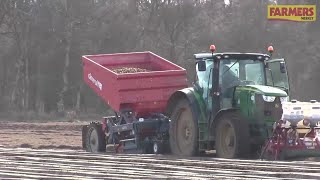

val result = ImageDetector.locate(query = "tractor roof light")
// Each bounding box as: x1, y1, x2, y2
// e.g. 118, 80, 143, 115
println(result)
268, 45, 274, 54
210, 45, 216, 53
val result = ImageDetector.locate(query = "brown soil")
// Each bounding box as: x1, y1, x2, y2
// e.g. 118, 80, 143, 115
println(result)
0, 121, 87, 150
1, 121, 320, 179
1, 147, 320, 179
2, 120, 320, 161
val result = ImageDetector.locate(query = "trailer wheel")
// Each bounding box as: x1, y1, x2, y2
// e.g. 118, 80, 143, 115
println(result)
215, 111, 250, 158
153, 142, 163, 154
170, 98, 198, 156
85, 122, 106, 152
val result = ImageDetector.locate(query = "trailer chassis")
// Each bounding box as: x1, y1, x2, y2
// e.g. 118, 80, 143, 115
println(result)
82, 111, 170, 154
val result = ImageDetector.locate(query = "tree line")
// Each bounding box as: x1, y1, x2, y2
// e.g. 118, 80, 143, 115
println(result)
0, 0, 319, 120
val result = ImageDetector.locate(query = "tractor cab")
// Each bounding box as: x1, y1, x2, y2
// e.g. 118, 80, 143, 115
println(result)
194, 45, 289, 116
190, 45, 291, 158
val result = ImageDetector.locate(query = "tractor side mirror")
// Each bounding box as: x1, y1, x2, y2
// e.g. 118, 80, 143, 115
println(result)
280, 62, 286, 73
197, 60, 206, 71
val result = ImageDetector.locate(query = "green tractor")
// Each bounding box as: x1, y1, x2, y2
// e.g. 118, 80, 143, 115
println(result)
166, 45, 290, 158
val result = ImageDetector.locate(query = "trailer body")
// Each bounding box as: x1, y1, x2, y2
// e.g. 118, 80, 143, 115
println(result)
82, 51, 188, 116
82, 51, 187, 154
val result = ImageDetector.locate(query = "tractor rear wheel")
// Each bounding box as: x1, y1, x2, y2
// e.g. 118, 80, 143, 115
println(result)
169, 98, 198, 156
215, 111, 250, 158
85, 122, 106, 152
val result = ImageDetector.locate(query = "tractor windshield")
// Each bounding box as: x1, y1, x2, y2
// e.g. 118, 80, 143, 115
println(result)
195, 58, 266, 110
196, 59, 265, 88
220, 59, 265, 88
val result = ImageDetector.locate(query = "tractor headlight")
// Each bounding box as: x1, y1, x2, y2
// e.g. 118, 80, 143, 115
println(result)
280, 96, 289, 103
262, 95, 276, 102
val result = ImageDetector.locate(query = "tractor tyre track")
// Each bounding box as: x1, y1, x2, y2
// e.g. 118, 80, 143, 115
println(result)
1, 148, 320, 179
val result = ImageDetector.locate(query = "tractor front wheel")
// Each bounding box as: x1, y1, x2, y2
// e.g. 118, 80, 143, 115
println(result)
85, 122, 106, 153
215, 112, 250, 158
169, 98, 198, 156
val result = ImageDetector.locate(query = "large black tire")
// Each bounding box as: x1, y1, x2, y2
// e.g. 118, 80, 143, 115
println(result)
85, 122, 106, 152
169, 98, 198, 156
215, 111, 250, 159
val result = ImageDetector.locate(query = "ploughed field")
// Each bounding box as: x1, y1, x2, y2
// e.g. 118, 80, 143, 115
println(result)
1, 121, 320, 179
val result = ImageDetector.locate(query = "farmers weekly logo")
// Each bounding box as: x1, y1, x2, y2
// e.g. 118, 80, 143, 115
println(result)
268, 5, 316, 22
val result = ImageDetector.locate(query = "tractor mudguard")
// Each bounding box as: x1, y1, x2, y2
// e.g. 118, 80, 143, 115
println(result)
166, 87, 201, 122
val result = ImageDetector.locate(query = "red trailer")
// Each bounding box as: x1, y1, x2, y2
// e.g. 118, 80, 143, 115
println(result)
82, 51, 187, 117
81, 51, 188, 154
